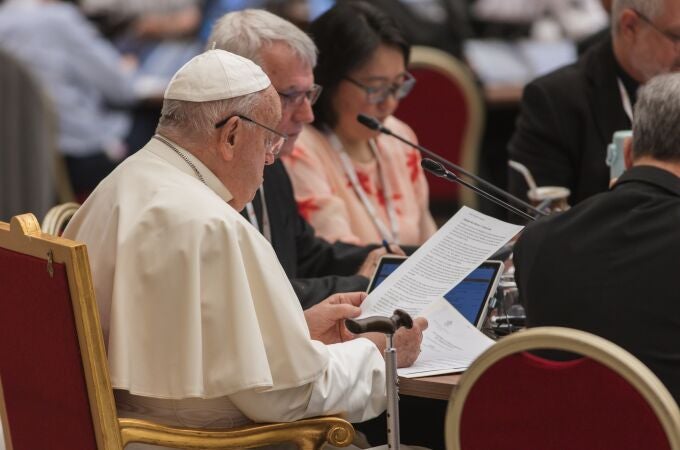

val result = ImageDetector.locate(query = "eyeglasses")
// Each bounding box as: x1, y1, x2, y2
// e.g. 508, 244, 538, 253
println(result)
277, 84, 323, 109
215, 114, 288, 156
634, 10, 680, 50
344, 72, 416, 104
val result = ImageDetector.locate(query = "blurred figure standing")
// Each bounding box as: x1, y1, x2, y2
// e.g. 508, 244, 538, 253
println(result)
0, 0, 138, 196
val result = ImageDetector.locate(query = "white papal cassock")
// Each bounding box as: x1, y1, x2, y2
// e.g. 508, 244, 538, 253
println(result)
63, 137, 386, 448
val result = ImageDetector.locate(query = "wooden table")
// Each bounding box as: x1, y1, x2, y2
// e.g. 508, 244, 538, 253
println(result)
399, 373, 462, 401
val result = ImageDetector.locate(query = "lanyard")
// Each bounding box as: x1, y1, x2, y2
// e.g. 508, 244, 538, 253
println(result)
244, 187, 271, 242
617, 77, 634, 123
328, 131, 399, 244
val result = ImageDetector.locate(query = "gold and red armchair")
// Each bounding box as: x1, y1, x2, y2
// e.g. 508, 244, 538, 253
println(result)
0, 213, 354, 449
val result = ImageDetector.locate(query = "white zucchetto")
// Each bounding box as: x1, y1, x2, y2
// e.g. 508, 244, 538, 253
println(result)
164, 49, 271, 102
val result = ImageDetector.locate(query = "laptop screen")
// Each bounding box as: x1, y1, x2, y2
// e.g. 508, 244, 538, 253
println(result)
367, 257, 504, 328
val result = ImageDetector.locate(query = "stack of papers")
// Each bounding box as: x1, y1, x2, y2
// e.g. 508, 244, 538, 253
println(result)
359, 207, 524, 377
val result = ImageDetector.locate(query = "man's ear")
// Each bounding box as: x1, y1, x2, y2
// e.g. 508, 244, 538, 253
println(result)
618, 8, 641, 42
216, 116, 240, 161
624, 136, 634, 169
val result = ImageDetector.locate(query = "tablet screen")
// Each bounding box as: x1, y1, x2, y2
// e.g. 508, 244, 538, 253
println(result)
442, 263, 502, 326
367, 257, 503, 328
366, 256, 407, 294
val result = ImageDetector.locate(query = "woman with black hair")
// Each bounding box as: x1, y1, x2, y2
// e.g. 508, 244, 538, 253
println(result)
281, 0, 436, 247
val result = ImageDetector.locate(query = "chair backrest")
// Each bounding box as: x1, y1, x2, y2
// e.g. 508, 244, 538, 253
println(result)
41, 202, 81, 236
0, 214, 356, 450
394, 46, 484, 209
446, 327, 680, 450
0, 49, 74, 222
0, 214, 123, 450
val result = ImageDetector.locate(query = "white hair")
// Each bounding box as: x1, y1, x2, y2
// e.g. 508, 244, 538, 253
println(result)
206, 9, 317, 67
612, 0, 664, 33
156, 92, 263, 140
633, 73, 680, 160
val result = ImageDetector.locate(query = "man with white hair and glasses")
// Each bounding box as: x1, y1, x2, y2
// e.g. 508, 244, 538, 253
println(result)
208, 9, 403, 309
509, 0, 680, 206
63, 49, 426, 449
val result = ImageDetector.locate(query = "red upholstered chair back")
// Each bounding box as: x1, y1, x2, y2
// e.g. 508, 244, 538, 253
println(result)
394, 46, 484, 209
0, 214, 359, 450
446, 327, 680, 450
0, 214, 122, 450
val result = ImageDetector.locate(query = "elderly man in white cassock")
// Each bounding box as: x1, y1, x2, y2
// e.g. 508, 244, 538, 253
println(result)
63, 49, 427, 449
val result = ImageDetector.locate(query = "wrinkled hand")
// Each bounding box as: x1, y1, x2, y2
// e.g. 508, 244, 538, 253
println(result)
357, 245, 406, 278
361, 317, 428, 368
304, 292, 366, 345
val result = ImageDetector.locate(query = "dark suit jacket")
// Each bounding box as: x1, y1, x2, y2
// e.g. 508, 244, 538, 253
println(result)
243, 160, 374, 309
508, 37, 631, 206
514, 165, 680, 403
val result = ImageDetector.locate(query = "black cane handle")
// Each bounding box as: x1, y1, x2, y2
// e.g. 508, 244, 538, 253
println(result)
345, 309, 413, 335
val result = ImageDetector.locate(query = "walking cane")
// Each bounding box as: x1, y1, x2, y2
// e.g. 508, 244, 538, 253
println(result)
346, 309, 413, 450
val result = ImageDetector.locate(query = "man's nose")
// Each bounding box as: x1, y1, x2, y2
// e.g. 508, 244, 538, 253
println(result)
292, 98, 314, 124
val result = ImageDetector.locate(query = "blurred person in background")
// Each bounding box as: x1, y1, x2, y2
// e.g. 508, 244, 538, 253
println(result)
508, 0, 680, 206
79, 0, 202, 42
282, 1, 437, 247
360, 0, 471, 58
471, 0, 607, 42
0, 0, 138, 197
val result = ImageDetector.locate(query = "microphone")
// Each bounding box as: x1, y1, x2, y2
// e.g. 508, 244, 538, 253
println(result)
490, 314, 526, 327
357, 114, 546, 219
357, 114, 390, 134
422, 159, 536, 222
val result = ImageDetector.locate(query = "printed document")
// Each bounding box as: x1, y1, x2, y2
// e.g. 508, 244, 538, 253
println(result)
359, 206, 524, 376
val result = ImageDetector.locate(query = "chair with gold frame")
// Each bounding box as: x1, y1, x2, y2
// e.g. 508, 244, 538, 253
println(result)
0, 213, 354, 450
445, 327, 680, 450
41, 202, 81, 236
394, 46, 484, 209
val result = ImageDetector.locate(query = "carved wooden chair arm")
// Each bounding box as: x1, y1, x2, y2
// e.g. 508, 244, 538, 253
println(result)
118, 416, 355, 450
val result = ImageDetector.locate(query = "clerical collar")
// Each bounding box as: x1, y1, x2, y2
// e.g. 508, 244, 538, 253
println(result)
614, 55, 640, 106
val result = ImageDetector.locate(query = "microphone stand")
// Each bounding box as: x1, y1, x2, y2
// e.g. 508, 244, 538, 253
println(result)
356, 114, 546, 219
422, 158, 536, 222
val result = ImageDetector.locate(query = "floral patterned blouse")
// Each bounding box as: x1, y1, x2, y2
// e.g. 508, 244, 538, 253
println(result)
281, 116, 437, 246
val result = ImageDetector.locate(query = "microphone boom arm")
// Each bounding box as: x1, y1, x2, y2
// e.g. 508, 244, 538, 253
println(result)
422, 158, 536, 222
357, 114, 546, 218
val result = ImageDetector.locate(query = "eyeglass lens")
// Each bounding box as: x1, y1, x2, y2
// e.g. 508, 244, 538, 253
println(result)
280, 84, 322, 107
347, 74, 415, 104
